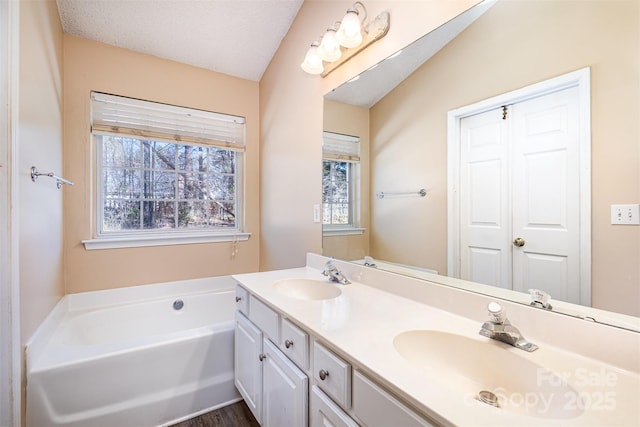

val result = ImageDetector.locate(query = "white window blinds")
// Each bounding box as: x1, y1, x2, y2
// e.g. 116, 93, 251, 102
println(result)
90, 91, 246, 151
323, 131, 360, 162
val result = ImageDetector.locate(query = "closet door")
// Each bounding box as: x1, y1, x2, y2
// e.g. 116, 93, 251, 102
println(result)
458, 85, 582, 303
510, 86, 581, 303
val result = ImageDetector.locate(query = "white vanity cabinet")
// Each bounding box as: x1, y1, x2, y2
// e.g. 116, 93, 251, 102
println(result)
234, 284, 434, 427
234, 287, 309, 427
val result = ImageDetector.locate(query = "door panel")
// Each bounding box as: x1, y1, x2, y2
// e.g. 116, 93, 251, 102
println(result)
262, 338, 308, 427
520, 253, 570, 301
235, 313, 263, 424
460, 109, 510, 288
511, 87, 581, 302
468, 247, 504, 288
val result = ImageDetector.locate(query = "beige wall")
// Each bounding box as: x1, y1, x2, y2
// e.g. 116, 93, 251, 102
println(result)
63, 35, 260, 293
369, 0, 639, 316
322, 99, 370, 261
259, 0, 481, 271
19, 0, 64, 343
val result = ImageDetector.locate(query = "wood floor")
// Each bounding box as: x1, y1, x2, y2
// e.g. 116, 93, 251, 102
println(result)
170, 401, 259, 427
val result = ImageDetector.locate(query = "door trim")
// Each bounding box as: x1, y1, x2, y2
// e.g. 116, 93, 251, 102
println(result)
0, 0, 21, 425
447, 67, 591, 306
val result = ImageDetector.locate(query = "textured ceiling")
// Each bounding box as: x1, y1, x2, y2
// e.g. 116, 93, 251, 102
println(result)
56, 0, 304, 82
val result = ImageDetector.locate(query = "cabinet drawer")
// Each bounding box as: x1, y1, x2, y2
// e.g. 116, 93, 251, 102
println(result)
310, 386, 358, 427
352, 370, 434, 427
280, 318, 309, 370
249, 295, 280, 342
235, 285, 249, 315
313, 341, 351, 409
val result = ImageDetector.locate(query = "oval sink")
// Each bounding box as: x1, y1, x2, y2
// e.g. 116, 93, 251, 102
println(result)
393, 330, 583, 419
273, 279, 342, 300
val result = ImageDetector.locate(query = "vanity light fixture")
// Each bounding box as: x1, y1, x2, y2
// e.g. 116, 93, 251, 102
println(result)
300, 2, 390, 77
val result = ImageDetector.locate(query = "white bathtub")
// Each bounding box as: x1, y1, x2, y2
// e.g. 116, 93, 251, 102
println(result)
26, 277, 241, 427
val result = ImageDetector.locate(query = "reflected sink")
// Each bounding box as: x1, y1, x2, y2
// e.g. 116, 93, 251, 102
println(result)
273, 279, 342, 300
393, 330, 584, 419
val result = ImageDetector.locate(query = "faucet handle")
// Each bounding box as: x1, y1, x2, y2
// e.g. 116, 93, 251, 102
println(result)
487, 301, 507, 324
528, 289, 552, 309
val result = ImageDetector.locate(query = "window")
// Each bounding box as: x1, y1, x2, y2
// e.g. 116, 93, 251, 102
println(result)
322, 132, 363, 235
323, 159, 353, 226
85, 92, 248, 249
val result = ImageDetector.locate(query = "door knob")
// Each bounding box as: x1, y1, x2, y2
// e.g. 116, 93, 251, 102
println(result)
513, 237, 525, 247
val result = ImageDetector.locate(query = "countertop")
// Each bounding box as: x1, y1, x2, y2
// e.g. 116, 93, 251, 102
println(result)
233, 263, 640, 426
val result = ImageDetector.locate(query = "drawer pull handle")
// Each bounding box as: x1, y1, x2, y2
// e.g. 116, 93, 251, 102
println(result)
259, 354, 266, 362
235, 296, 242, 302
319, 369, 329, 381
284, 339, 294, 349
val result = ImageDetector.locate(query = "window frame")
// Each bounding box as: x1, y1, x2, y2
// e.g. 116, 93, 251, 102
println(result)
83, 93, 249, 250
322, 132, 365, 236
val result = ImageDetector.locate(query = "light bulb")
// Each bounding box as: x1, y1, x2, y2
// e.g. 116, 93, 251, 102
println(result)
301, 43, 324, 75
336, 10, 363, 48
317, 28, 342, 62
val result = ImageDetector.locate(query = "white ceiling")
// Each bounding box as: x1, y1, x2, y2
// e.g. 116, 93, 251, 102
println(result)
56, 0, 304, 82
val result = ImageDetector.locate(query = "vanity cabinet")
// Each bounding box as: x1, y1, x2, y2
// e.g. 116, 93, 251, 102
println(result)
235, 295, 308, 427
234, 284, 434, 427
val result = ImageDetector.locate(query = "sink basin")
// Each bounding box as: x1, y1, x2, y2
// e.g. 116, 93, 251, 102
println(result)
393, 330, 583, 419
273, 279, 342, 300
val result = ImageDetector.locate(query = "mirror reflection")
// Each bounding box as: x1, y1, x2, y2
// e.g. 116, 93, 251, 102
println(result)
322, 0, 639, 329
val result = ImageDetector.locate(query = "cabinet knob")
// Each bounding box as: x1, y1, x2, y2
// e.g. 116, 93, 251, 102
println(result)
235, 296, 242, 302
259, 353, 266, 361
318, 369, 329, 381
284, 339, 294, 349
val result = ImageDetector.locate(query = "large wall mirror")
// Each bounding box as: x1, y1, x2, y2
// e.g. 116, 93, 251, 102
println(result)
322, 0, 639, 331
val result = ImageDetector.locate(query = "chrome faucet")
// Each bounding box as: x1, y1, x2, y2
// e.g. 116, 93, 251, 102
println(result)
479, 301, 538, 352
322, 261, 351, 285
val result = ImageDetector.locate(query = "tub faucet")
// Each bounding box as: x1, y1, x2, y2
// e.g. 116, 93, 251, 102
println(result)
322, 261, 351, 285
479, 302, 538, 352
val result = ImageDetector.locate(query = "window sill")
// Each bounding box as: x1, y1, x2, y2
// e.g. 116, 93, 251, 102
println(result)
82, 232, 251, 250
322, 227, 366, 237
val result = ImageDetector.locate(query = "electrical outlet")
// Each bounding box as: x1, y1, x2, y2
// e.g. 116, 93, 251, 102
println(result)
610, 204, 640, 225
313, 204, 321, 223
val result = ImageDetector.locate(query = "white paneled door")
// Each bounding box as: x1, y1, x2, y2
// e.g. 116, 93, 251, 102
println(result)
458, 85, 584, 304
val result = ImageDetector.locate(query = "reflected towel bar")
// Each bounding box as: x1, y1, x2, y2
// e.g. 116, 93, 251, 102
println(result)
30, 166, 74, 189
376, 189, 426, 199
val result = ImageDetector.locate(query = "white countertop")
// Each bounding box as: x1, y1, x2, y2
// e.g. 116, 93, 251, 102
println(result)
233, 261, 640, 426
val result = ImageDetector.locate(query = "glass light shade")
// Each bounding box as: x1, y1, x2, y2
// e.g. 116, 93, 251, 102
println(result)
336, 11, 363, 48
301, 44, 324, 75
317, 28, 342, 62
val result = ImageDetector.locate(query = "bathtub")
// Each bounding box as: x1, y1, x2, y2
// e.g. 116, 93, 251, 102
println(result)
26, 276, 241, 427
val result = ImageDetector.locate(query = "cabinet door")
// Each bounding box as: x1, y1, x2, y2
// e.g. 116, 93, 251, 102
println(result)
262, 338, 308, 427
235, 313, 263, 424
310, 386, 359, 427
352, 370, 434, 427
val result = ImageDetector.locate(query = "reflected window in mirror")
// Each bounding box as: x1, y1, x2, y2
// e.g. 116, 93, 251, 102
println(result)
322, 132, 363, 236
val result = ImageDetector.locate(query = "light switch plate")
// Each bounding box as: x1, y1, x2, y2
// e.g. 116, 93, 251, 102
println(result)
610, 204, 640, 225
